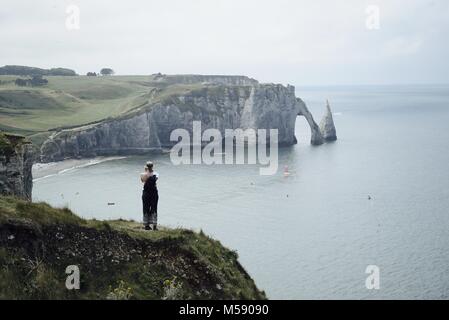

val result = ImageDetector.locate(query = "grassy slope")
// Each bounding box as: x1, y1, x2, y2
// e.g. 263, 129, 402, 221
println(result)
0, 196, 265, 300
0, 75, 215, 147
0, 76, 152, 134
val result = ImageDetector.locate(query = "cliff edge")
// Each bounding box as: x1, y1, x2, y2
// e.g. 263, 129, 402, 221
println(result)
0, 196, 266, 299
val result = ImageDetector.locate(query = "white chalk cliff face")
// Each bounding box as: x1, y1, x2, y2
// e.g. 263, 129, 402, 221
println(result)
319, 101, 338, 142
40, 75, 334, 162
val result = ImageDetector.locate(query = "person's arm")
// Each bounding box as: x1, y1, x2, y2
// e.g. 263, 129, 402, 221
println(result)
140, 172, 150, 183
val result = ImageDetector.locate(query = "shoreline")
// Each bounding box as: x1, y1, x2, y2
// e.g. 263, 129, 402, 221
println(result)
32, 156, 127, 181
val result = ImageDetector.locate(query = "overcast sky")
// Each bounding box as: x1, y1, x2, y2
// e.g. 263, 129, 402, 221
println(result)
1, 0, 449, 85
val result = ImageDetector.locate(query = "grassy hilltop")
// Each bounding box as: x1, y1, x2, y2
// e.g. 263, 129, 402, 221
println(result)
0, 196, 265, 300
0, 76, 155, 138
0, 74, 225, 148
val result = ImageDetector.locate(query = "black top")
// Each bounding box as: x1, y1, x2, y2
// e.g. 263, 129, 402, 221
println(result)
143, 174, 158, 194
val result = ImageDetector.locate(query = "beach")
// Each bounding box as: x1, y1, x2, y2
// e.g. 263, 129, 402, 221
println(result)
32, 156, 128, 181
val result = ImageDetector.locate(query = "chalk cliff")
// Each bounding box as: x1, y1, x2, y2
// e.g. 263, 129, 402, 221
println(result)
0, 133, 34, 200
40, 76, 328, 162
320, 101, 337, 142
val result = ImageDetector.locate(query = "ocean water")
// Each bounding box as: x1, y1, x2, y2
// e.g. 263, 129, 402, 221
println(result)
33, 85, 449, 299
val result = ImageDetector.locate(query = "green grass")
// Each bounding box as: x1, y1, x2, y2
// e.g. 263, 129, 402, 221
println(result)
0, 196, 85, 226
0, 76, 154, 134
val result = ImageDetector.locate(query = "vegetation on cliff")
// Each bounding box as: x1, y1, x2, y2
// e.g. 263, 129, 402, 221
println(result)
0, 132, 29, 158
0, 196, 266, 300
0, 65, 77, 77
0, 76, 151, 138
0, 133, 14, 156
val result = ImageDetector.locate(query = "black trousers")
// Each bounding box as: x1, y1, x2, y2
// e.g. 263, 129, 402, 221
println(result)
142, 191, 159, 226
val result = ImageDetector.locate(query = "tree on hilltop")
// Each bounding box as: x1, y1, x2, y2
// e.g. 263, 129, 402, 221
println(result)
100, 68, 114, 76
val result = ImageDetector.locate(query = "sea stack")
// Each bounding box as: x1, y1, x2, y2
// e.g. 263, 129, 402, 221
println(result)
319, 100, 337, 142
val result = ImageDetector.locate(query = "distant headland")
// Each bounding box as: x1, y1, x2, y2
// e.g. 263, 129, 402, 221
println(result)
0, 66, 337, 163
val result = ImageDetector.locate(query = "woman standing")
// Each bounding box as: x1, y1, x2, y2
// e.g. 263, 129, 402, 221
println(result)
140, 161, 159, 231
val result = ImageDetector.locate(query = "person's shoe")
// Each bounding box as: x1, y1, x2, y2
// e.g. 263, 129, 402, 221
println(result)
144, 225, 151, 231
153, 225, 158, 231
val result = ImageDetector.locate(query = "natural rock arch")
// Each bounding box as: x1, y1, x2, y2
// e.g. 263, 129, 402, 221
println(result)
296, 98, 324, 145
294, 98, 338, 145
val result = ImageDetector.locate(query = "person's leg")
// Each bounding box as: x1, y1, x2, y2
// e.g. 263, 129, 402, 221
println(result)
142, 195, 151, 230
149, 194, 158, 230
149, 208, 157, 230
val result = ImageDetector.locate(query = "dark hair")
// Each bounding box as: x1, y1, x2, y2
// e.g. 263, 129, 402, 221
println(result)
146, 161, 154, 171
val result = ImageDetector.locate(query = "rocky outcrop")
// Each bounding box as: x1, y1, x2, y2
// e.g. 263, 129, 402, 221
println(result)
40, 76, 330, 162
320, 100, 337, 142
0, 133, 34, 200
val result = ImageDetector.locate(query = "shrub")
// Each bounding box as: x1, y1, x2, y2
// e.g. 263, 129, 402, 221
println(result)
162, 277, 183, 300
106, 280, 134, 300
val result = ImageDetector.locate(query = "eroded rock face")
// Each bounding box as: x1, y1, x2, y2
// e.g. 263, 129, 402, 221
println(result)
319, 101, 337, 142
40, 78, 327, 162
0, 133, 34, 200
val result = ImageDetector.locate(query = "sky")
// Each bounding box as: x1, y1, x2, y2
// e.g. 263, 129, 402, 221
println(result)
1, 0, 449, 85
